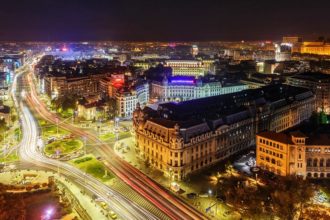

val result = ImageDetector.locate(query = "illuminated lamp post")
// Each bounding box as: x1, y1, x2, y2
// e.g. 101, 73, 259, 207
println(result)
250, 166, 261, 185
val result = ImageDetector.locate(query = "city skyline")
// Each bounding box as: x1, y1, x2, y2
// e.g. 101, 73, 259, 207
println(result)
1, 1, 330, 219
0, 0, 330, 41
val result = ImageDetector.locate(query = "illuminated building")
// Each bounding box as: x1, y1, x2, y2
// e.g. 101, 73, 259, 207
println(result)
131, 54, 169, 61
191, 45, 199, 57
99, 74, 125, 98
233, 50, 254, 61
133, 61, 152, 71
0, 72, 10, 100
44, 73, 107, 99
151, 76, 248, 102
282, 36, 302, 44
275, 43, 292, 61
116, 91, 138, 118
115, 82, 149, 118
282, 36, 302, 53
300, 42, 330, 56
287, 72, 330, 114
256, 130, 330, 179
77, 100, 108, 121
99, 73, 149, 118
133, 85, 315, 180
135, 82, 149, 106
254, 50, 275, 62
165, 60, 206, 77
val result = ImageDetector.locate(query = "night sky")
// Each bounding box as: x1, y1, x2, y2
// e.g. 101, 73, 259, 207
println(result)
0, 0, 330, 41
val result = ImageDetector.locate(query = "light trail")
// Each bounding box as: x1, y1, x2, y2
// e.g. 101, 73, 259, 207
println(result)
24, 69, 209, 220
14, 65, 159, 220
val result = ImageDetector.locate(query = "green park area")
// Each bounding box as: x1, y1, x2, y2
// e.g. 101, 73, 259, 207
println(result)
99, 133, 115, 141
39, 119, 69, 138
69, 154, 114, 182
99, 131, 131, 141
44, 139, 83, 156
0, 152, 19, 163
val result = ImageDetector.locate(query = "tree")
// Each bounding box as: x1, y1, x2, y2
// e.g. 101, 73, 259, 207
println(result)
271, 175, 314, 220
11, 114, 17, 123
225, 161, 234, 176
52, 95, 79, 116
0, 118, 8, 140
0, 118, 7, 133
107, 98, 117, 119
61, 95, 78, 111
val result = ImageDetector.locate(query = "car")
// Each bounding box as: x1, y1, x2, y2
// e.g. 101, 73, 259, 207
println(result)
187, 193, 197, 199
100, 201, 108, 210
109, 210, 117, 219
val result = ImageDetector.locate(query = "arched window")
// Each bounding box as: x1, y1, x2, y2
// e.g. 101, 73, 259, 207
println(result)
271, 159, 276, 164
320, 159, 324, 167
313, 158, 318, 167
320, 173, 325, 178
307, 173, 312, 178
307, 158, 312, 167
326, 159, 330, 167
327, 173, 330, 178
313, 173, 318, 178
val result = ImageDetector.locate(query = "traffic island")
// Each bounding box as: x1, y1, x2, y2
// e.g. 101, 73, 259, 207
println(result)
69, 154, 114, 182
44, 138, 83, 159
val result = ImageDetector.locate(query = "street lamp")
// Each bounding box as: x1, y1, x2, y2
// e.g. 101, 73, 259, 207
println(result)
42, 207, 54, 220
250, 166, 261, 185
115, 117, 119, 129
55, 117, 59, 136
208, 189, 212, 197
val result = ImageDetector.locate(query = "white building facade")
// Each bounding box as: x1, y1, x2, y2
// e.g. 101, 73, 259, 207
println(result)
151, 77, 248, 102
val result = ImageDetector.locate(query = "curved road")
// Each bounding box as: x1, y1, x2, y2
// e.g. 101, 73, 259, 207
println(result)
13, 67, 159, 220
24, 67, 208, 220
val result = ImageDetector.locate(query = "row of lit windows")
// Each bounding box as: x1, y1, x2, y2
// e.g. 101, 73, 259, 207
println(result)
259, 138, 284, 150
259, 156, 282, 167
307, 148, 330, 153
259, 147, 283, 159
